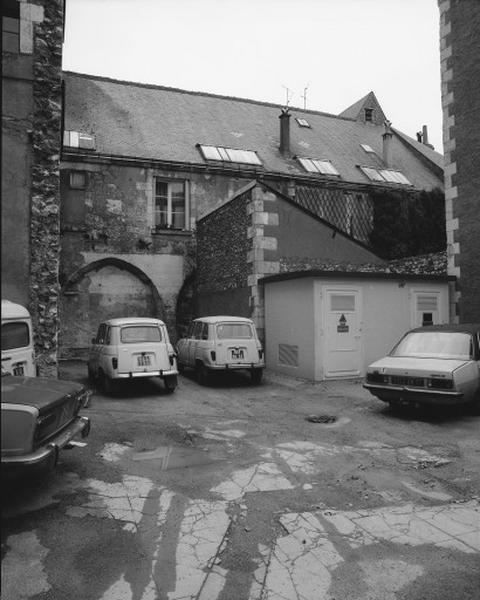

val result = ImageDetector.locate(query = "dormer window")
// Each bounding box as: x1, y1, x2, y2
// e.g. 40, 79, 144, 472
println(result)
359, 166, 411, 185
296, 118, 311, 128
298, 157, 340, 176
364, 108, 374, 123
198, 144, 262, 166
63, 131, 96, 150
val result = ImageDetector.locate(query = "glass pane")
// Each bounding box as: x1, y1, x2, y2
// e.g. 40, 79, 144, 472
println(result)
394, 171, 411, 185
216, 323, 253, 339
362, 167, 384, 181
120, 326, 161, 343
313, 160, 339, 175
330, 295, 355, 311
298, 157, 316, 173
1, 322, 30, 350
379, 170, 398, 183
201, 145, 222, 160
391, 332, 471, 360
218, 147, 230, 161
155, 181, 168, 227
361, 144, 374, 153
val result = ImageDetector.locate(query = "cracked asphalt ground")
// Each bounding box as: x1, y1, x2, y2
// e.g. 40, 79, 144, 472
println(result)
2, 363, 479, 600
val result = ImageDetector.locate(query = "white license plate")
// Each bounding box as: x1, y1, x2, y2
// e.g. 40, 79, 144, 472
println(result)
13, 365, 25, 376
137, 355, 151, 367
230, 349, 244, 360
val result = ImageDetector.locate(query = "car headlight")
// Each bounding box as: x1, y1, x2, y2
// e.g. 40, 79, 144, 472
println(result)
366, 371, 387, 383
427, 378, 454, 390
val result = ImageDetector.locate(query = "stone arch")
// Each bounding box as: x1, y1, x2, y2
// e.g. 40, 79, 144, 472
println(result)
59, 257, 165, 359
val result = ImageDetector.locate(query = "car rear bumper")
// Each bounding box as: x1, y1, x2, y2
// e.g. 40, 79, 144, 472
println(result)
1, 416, 91, 473
115, 369, 178, 378
363, 383, 467, 406
208, 363, 264, 371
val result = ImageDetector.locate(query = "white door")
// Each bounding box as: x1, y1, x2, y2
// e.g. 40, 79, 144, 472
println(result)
323, 289, 362, 378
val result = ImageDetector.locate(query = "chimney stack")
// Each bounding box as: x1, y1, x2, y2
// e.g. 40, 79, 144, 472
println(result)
421, 125, 434, 149
279, 108, 291, 155
382, 119, 393, 167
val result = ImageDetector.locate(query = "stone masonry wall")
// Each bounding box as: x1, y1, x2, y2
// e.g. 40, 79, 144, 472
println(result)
438, 0, 480, 322
30, 0, 63, 376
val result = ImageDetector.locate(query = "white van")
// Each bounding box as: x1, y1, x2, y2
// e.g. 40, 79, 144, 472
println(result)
1, 300, 36, 377
176, 316, 265, 385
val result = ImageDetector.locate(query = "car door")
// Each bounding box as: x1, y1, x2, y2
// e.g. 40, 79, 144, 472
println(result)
90, 324, 106, 373
188, 321, 203, 366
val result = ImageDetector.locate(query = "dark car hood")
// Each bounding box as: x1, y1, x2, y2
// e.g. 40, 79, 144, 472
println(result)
1, 374, 84, 410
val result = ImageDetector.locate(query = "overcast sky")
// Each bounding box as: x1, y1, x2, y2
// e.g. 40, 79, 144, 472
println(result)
62, 0, 444, 152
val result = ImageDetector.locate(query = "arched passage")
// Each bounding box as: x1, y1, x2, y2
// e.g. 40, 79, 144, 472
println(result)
59, 258, 165, 359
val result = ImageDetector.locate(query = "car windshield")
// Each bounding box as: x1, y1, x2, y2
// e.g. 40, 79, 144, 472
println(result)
120, 326, 162, 343
216, 323, 253, 339
391, 331, 472, 360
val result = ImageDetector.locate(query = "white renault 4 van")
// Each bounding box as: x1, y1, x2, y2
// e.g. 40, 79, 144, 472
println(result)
176, 316, 265, 385
87, 317, 178, 394
1, 300, 36, 377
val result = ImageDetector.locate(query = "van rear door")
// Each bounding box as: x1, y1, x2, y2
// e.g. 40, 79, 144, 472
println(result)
1, 301, 35, 377
117, 324, 171, 374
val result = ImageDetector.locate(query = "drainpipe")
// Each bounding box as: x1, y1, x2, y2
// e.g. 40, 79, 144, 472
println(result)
382, 119, 393, 167
279, 108, 291, 155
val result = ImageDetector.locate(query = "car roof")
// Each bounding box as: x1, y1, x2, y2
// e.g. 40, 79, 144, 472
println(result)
193, 316, 254, 324
102, 317, 166, 326
409, 323, 480, 335
1, 299, 31, 320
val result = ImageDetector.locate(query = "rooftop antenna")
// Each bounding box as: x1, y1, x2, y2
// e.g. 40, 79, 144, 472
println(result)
301, 83, 310, 110
282, 85, 293, 107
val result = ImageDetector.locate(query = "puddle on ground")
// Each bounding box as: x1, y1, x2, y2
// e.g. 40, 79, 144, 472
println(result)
132, 446, 223, 470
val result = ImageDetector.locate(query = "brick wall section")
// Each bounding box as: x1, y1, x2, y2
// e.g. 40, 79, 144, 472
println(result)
438, 0, 480, 322
196, 188, 251, 294
29, 0, 63, 376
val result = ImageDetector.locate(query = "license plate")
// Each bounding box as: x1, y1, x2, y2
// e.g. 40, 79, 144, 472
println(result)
13, 365, 24, 376
137, 355, 151, 367
230, 349, 244, 360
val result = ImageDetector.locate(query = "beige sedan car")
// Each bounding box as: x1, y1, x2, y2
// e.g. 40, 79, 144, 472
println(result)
363, 324, 480, 410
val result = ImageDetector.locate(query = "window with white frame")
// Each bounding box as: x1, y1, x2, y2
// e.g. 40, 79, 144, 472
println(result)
154, 179, 188, 230
359, 165, 411, 185
297, 157, 340, 176
198, 145, 262, 166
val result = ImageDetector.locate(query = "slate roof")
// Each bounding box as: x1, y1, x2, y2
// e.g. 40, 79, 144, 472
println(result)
63, 72, 444, 191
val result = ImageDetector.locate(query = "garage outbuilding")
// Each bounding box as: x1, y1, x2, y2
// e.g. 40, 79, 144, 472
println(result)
262, 270, 453, 381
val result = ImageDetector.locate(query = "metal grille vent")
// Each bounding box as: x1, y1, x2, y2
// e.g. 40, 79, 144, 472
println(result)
295, 186, 373, 244
278, 344, 299, 367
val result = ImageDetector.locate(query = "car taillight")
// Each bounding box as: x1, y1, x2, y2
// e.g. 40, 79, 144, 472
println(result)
210, 351, 216, 362
258, 348, 264, 359
427, 378, 454, 389
112, 357, 118, 370
169, 354, 175, 365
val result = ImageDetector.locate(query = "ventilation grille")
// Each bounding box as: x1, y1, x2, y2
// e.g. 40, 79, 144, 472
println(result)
278, 344, 299, 367
417, 295, 438, 311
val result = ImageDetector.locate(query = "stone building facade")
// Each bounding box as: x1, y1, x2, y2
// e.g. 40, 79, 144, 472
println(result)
2, 0, 63, 375
438, 0, 480, 322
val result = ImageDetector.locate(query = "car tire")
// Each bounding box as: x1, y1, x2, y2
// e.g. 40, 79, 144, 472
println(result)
164, 374, 177, 393
197, 363, 210, 386
251, 369, 263, 385
87, 363, 96, 384
100, 370, 116, 396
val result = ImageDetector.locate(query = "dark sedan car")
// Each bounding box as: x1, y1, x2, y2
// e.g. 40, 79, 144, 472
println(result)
363, 324, 480, 409
1, 369, 91, 476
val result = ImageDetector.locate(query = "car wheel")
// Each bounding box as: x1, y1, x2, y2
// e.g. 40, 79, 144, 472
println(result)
87, 363, 96, 384
251, 369, 263, 385
100, 370, 116, 395
164, 374, 177, 393
196, 363, 210, 386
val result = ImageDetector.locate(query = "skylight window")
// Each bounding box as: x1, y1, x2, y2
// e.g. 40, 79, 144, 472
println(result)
296, 118, 311, 128
298, 157, 340, 176
361, 144, 375, 153
359, 166, 411, 185
199, 144, 262, 166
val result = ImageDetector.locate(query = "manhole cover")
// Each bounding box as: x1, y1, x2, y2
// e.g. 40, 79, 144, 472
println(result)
306, 414, 337, 424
